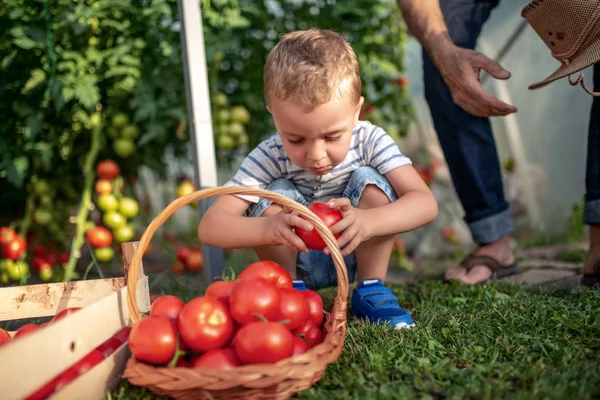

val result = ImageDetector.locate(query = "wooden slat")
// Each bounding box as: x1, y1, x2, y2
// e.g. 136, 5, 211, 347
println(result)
0, 278, 126, 321
51, 342, 131, 400
0, 277, 151, 400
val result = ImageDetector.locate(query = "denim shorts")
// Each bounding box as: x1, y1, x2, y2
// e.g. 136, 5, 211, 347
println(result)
246, 166, 397, 290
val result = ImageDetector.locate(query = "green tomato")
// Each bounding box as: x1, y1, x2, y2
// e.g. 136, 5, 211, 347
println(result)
33, 180, 51, 196
217, 109, 230, 123
97, 194, 119, 212
118, 197, 139, 218
113, 224, 135, 243
112, 113, 129, 127
121, 124, 140, 140
217, 134, 236, 150
0, 272, 8, 284
0, 259, 9, 272
40, 194, 53, 207
94, 247, 115, 262
33, 208, 52, 226
238, 132, 249, 147
113, 138, 135, 158
214, 92, 228, 107
39, 267, 53, 282
103, 211, 126, 229
230, 106, 250, 124
7, 260, 27, 281
228, 122, 245, 138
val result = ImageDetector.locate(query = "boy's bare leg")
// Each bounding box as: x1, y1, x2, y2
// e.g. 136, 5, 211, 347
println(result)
254, 204, 299, 278
584, 224, 600, 278
354, 185, 396, 283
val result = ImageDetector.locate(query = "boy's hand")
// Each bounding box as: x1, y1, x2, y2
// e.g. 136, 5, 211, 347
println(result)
263, 207, 314, 253
324, 198, 371, 256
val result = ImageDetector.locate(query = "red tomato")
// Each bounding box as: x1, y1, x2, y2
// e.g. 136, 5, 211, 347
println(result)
204, 280, 236, 306
234, 322, 294, 364
186, 250, 203, 272
0, 328, 11, 346
278, 288, 310, 331
177, 297, 233, 352
57, 252, 70, 264
129, 316, 177, 365
15, 324, 40, 338
176, 247, 192, 265
294, 203, 342, 251
0, 226, 16, 247
292, 336, 310, 356
85, 227, 113, 248
150, 295, 185, 320
96, 337, 123, 357
237, 260, 292, 288
302, 290, 324, 327
293, 320, 324, 347
96, 160, 120, 180
72, 350, 105, 374
32, 245, 46, 258
175, 357, 191, 368
191, 348, 241, 370
52, 307, 81, 322
3, 236, 27, 261
32, 257, 47, 272
229, 278, 281, 325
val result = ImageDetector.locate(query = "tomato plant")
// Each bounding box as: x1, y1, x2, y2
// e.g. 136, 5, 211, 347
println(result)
229, 278, 281, 324
191, 348, 241, 370
294, 203, 342, 251
177, 297, 233, 352
234, 321, 294, 364
150, 295, 185, 320
237, 260, 293, 288
129, 316, 178, 365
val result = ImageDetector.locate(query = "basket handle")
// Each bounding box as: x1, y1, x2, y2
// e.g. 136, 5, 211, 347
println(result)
126, 186, 349, 325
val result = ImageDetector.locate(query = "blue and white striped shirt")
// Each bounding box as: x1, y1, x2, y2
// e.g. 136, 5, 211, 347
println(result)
225, 120, 411, 203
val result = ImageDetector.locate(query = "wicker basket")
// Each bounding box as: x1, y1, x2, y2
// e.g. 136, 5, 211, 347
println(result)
122, 186, 349, 400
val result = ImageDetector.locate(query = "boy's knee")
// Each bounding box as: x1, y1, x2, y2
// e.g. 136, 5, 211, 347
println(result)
358, 184, 390, 209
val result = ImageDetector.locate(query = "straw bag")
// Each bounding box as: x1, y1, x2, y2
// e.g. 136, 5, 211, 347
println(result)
122, 186, 349, 400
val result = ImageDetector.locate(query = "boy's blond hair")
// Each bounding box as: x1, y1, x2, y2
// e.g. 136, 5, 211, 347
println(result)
264, 29, 361, 110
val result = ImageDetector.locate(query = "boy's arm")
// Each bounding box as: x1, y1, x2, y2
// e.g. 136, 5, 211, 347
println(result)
198, 194, 314, 252
198, 195, 269, 249
365, 165, 438, 237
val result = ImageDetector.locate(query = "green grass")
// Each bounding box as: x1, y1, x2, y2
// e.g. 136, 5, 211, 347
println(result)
109, 281, 600, 400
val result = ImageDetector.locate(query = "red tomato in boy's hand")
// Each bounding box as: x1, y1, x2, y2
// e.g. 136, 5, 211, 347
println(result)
229, 278, 281, 325
294, 203, 342, 251
237, 260, 293, 288
150, 295, 185, 320
191, 348, 241, 370
178, 297, 233, 352
129, 316, 177, 365
234, 321, 294, 364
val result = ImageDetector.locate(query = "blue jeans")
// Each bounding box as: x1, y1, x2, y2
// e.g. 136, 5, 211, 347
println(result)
246, 166, 398, 290
584, 63, 600, 225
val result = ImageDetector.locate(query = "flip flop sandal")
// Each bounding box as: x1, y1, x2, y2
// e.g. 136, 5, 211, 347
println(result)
580, 263, 600, 287
443, 254, 519, 285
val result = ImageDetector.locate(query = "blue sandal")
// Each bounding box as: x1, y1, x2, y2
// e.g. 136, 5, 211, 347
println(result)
351, 279, 415, 329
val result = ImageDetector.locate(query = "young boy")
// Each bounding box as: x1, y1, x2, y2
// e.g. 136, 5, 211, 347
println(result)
198, 29, 438, 329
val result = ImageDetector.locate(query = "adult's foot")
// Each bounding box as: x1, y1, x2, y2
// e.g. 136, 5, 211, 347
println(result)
444, 235, 515, 285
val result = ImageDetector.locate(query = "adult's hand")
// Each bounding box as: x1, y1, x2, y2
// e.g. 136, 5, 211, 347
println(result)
432, 42, 518, 117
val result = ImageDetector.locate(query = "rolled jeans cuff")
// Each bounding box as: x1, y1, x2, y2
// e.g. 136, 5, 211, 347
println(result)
583, 198, 600, 225
468, 208, 515, 245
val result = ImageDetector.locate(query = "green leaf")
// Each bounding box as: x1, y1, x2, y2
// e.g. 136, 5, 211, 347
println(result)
12, 36, 39, 50
5, 156, 29, 188
138, 123, 166, 146
73, 75, 100, 109
32, 142, 53, 169
22, 69, 46, 93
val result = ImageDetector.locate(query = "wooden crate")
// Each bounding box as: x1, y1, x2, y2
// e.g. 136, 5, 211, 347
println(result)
0, 242, 151, 400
